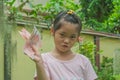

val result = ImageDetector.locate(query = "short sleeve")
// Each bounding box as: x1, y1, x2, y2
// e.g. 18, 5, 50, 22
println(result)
84, 59, 98, 80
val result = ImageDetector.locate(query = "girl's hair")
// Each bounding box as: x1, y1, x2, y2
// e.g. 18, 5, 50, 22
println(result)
53, 10, 82, 34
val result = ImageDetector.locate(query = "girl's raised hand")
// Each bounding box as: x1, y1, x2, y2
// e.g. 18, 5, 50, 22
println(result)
18, 28, 31, 40
19, 27, 42, 62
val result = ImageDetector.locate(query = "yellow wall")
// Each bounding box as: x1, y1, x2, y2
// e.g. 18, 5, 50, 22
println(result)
100, 37, 120, 58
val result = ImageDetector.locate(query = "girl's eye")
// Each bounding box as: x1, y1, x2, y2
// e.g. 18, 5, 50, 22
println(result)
60, 33, 65, 37
70, 35, 76, 39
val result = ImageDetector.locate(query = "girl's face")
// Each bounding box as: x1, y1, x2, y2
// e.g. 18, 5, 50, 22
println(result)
52, 21, 79, 53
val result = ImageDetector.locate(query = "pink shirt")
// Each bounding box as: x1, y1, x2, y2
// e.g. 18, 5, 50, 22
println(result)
34, 53, 97, 80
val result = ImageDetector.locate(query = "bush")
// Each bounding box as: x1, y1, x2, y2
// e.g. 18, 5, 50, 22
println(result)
77, 40, 115, 80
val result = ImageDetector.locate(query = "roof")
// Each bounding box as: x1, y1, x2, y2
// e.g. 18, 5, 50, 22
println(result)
81, 30, 120, 39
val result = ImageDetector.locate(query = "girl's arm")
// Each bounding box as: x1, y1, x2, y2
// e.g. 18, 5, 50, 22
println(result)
19, 28, 49, 80
35, 60, 49, 80
33, 50, 49, 80
24, 43, 50, 80
31, 45, 50, 80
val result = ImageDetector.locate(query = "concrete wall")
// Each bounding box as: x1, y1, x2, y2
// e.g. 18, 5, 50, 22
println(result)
100, 37, 120, 58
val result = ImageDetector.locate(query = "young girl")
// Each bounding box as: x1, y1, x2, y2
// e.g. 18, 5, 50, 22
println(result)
20, 10, 97, 80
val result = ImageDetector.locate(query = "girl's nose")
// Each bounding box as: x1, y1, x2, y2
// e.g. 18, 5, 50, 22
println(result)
64, 38, 70, 43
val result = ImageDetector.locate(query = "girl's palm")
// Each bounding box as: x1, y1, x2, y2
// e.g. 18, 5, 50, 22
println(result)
19, 28, 41, 62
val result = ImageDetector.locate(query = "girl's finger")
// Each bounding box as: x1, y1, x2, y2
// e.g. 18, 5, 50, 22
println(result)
19, 28, 31, 40
31, 44, 39, 55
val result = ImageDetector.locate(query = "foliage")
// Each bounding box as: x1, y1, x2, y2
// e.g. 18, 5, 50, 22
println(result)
4, 0, 119, 34
5, 0, 120, 34
97, 56, 115, 80
5, 0, 82, 28
40, 0, 81, 22
77, 41, 96, 64
79, 0, 120, 34
104, 0, 120, 34
77, 41, 116, 80
5, 0, 17, 21
113, 74, 120, 80
80, 0, 113, 22
79, 0, 114, 32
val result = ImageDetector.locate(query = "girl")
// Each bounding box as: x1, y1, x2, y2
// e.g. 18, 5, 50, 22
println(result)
20, 10, 97, 80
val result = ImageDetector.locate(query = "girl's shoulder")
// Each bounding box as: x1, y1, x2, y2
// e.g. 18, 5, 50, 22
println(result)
41, 52, 50, 57
40, 52, 53, 61
75, 53, 91, 64
76, 53, 89, 60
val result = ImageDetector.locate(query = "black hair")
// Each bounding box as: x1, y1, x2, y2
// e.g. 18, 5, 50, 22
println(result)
53, 10, 82, 34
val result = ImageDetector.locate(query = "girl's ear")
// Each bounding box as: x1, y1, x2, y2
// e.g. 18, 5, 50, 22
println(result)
78, 36, 83, 43
50, 27, 54, 36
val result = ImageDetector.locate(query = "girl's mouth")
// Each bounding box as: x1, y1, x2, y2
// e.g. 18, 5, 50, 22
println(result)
62, 45, 68, 48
